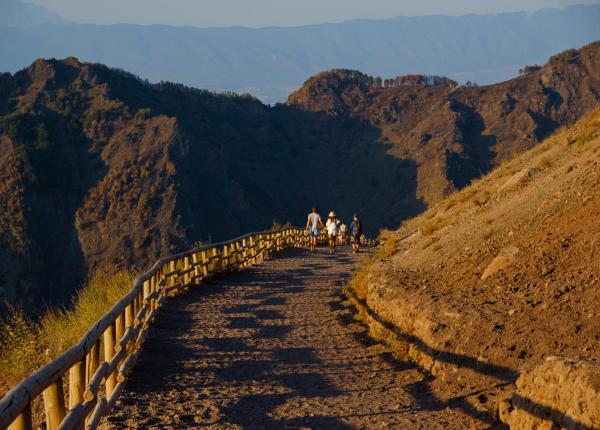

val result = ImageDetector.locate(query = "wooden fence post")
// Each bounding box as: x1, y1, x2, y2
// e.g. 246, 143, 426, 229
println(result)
69, 360, 85, 410
104, 324, 116, 397
182, 256, 190, 287
248, 237, 254, 265
7, 402, 32, 430
223, 245, 229, 270
116, 312, 125, 344
234, 242, 241, 268
212, 247, 219, 273
201, 250, 209, 277
169, 260, 176, 291
191, 253, 200, 285
241, 238, 248, 268
43, 377, 66, 430
143, 280, 151, 309
156, 270, 162, 304
86, 339, 100, 385
125, 303, 134, 331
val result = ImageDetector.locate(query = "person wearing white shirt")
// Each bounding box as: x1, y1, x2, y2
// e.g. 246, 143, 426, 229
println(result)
325, 211, 341, 254
338, 222, 347, 245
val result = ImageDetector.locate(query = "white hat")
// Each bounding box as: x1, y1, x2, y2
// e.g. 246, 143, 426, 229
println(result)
329, 211, 336, 217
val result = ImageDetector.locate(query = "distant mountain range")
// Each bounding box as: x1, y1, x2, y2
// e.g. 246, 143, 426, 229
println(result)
1, 0, 600, 103
0, 0, 65, 27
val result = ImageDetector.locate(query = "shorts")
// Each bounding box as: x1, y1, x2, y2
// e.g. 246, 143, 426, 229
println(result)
309, 227, 319, 238
352, 234, 361, 244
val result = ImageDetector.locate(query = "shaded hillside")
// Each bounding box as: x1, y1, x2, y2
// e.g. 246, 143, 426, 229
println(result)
2, 2, 600, 102
288, 41, 600, 205
1, 41, 600, 313
0, 57, 420, 311
350, 107, 600, 426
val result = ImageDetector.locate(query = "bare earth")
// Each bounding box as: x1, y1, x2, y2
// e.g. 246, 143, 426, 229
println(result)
104, 247, 494, 429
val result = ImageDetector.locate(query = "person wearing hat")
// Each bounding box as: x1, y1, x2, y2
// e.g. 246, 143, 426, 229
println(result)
325, 211, 341, 254
350, 214, 363, 253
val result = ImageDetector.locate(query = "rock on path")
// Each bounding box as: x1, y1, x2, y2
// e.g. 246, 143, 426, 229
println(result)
104, 247, 490, 429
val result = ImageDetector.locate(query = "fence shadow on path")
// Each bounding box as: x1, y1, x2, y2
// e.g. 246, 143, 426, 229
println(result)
330, 289, 509, 429
108, 248, 511, 429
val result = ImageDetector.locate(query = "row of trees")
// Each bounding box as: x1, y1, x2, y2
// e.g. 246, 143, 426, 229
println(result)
372, 74, 458, 89
327, 70, 458, 89
519, 64, 543, 75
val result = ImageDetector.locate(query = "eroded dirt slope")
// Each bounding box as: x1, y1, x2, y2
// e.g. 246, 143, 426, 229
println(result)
358, 108, 600, 419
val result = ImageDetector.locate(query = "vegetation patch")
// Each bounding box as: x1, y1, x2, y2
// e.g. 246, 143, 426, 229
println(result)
549, 48, 579, 66
0, 270, 135, 389
538, 156, 553, 170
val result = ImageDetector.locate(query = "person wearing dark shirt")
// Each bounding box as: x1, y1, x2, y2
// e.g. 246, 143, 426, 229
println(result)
350, 214, 363, 253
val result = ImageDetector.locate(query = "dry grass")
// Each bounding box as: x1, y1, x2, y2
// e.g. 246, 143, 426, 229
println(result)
538, 156, 553, 170
0, 270, 135, 387
473, 191, 492, 207
347, 229, 399, 302
420, 221, 437, 236
348, 259, 371, 302
443, 198, 456, 211
421, 236, 440, 250
376, 236, 399, 259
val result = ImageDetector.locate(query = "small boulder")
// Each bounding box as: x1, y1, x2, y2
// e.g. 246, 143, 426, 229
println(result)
481, 245, 520, 280
498, 168, 539, 193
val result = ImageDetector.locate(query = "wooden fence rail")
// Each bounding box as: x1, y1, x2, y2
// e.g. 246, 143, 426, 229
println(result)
0, 227, 376, 430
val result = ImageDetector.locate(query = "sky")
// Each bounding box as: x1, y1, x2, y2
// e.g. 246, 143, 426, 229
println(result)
27, 0, 600, 27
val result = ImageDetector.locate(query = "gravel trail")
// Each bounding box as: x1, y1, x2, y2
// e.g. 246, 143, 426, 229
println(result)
105, 247, 492, 429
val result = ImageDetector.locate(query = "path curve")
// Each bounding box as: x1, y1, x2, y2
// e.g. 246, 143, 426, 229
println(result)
105, 247, 490, 429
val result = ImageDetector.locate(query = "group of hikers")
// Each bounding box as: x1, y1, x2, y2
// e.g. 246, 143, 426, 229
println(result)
305, 206, 363, 254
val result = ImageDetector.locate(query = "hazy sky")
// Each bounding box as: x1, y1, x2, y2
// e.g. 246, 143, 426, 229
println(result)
28, 0, 600, 27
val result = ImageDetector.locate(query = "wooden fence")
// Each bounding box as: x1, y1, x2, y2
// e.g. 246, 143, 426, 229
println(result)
0, 227, 375, 430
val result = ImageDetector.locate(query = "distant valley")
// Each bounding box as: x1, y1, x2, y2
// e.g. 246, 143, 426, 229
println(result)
1, 0, 600, 102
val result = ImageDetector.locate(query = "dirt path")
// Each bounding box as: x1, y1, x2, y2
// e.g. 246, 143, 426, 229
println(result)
105, 247, 495, 429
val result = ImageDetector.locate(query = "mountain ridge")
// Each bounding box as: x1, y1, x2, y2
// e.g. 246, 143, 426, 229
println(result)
0, 41, 599, 313
288, 41, 600, 204
2, 3, 600, 102
0, 0, 66, 28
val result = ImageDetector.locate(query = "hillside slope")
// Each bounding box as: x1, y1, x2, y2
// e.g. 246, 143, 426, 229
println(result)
2, 3, 600, 102
352, 108, 600, 426
0, 58, 420, 311
1, 42, 599, 313
289, 41, 600, 205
